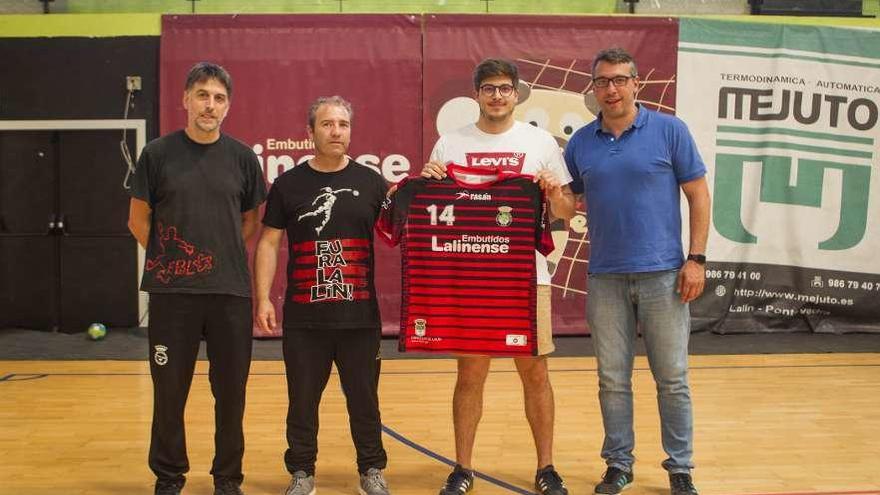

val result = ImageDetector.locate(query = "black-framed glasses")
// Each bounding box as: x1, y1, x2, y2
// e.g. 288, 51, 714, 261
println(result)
479, 83, 516, 97
592, 75, 635, 88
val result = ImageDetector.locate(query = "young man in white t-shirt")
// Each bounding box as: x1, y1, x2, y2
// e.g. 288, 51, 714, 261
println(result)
422, 58, 577, 495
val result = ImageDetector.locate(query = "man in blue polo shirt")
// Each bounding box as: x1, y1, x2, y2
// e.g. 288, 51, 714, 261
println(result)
561, 47, 711, 495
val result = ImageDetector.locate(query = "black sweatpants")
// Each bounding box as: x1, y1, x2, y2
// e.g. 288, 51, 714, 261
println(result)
147, 293, 253, 485
283, 327, 387, 475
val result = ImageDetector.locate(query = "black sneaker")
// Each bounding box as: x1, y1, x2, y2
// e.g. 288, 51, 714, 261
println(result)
669, 473, 698, 495
594, 467, 633, 495
214, 477, 245, 495
438, 464, 474, 495
155, 478, 184, 495
535, 465, 568, 495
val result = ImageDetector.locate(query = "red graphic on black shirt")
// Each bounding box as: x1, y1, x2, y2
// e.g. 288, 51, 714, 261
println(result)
464, 152, 526, 172
290, 238, 371, 303
145, 223, 215, 284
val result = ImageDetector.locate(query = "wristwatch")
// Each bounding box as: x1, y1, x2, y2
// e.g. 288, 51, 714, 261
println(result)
687, 253, 707, 265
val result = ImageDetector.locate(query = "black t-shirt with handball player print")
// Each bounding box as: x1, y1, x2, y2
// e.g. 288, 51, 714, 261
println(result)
128, 130, 267, 297
262, 160, 388, 331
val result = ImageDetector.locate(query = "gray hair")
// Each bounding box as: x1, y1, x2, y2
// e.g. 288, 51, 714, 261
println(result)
308, 96, 353, 130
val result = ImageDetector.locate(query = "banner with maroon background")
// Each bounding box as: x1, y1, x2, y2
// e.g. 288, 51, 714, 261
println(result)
159, 14, 679, 336
421, 15, 679, 336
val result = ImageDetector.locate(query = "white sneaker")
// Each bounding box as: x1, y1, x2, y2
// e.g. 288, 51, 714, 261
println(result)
284, 471, 315, 495
358, 468, 390, 495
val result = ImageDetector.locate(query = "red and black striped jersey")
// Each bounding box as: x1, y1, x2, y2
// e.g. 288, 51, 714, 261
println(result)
377, 165, 553, 356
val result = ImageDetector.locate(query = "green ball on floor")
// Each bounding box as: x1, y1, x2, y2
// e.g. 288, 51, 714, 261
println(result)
87, 323, 107, 341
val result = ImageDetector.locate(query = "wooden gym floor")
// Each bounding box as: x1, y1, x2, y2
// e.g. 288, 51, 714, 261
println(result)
2, 354, 879, 495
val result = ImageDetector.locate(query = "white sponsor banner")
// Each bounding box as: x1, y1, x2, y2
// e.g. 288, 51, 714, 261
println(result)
677, 20, 880, 275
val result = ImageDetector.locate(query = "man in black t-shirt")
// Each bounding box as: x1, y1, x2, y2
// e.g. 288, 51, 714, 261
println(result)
254, 96, 390, 495
128, 62, 267, 495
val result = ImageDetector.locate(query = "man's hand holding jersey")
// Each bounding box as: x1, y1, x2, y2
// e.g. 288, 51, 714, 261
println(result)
534, 168, 577, 221
421, 160, 448, 180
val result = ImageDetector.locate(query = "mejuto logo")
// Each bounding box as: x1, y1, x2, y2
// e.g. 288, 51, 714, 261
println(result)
465, 152, 526, 170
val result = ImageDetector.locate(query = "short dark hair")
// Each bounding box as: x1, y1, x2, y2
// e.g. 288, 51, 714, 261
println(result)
591, 47, 638, 77
472, 58, 519, 90
184, 62, 233, 98
308, 96, 353, 130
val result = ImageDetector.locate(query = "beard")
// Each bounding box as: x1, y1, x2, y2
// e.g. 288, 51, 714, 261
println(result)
480, 106, 514, 123
194, 115, 221, 133
195, 121, 218, 133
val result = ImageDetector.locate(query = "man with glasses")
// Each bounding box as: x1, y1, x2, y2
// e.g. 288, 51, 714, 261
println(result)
421, 58, 574, 495
561, 47, 710, 495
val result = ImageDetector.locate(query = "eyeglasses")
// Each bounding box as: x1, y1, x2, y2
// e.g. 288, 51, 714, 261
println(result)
592, 75, 635, 88
479, 83, 516, 97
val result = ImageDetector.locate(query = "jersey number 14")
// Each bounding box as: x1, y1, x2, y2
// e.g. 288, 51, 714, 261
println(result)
426, 204, 455, 226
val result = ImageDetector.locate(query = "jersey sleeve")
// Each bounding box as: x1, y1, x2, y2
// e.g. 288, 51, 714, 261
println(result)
240, 149, 268, 212
532, 182, 555, 257
374, 173, 390, 211
670, 117, 707, 184
544, 133, 574, 185
375, 177, 413, 246
261, 179, 287, 230
128, 147, 155, 205
429, 135, 446, 164
563, 137, 584, 195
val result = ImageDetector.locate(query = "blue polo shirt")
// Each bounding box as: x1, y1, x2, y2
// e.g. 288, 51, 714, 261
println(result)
564, 105, 706, 274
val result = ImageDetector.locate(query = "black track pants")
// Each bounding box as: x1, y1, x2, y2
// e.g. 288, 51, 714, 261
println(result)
282, 327, 387, 475
147, 293, 253, 485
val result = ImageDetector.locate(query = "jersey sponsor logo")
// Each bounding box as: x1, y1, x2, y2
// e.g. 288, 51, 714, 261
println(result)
431, 234, 511, 254
145, 223, 215, 284
410, 334, 441, 344
310, 239, 354, 302
465, 152, 526, 170
454, 190, 491, 201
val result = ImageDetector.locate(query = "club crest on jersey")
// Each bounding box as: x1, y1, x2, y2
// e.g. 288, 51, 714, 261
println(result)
153, 345, 169, 366
465, 152, 526, 171
455, 190, 491, 201
413, 318, 427, 337
496, 206, 513, 227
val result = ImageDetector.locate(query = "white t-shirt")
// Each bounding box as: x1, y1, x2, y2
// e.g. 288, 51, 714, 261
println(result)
430, 121, 573, 285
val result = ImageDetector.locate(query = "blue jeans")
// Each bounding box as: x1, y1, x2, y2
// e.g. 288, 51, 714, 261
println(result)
587, 270, 694, 474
